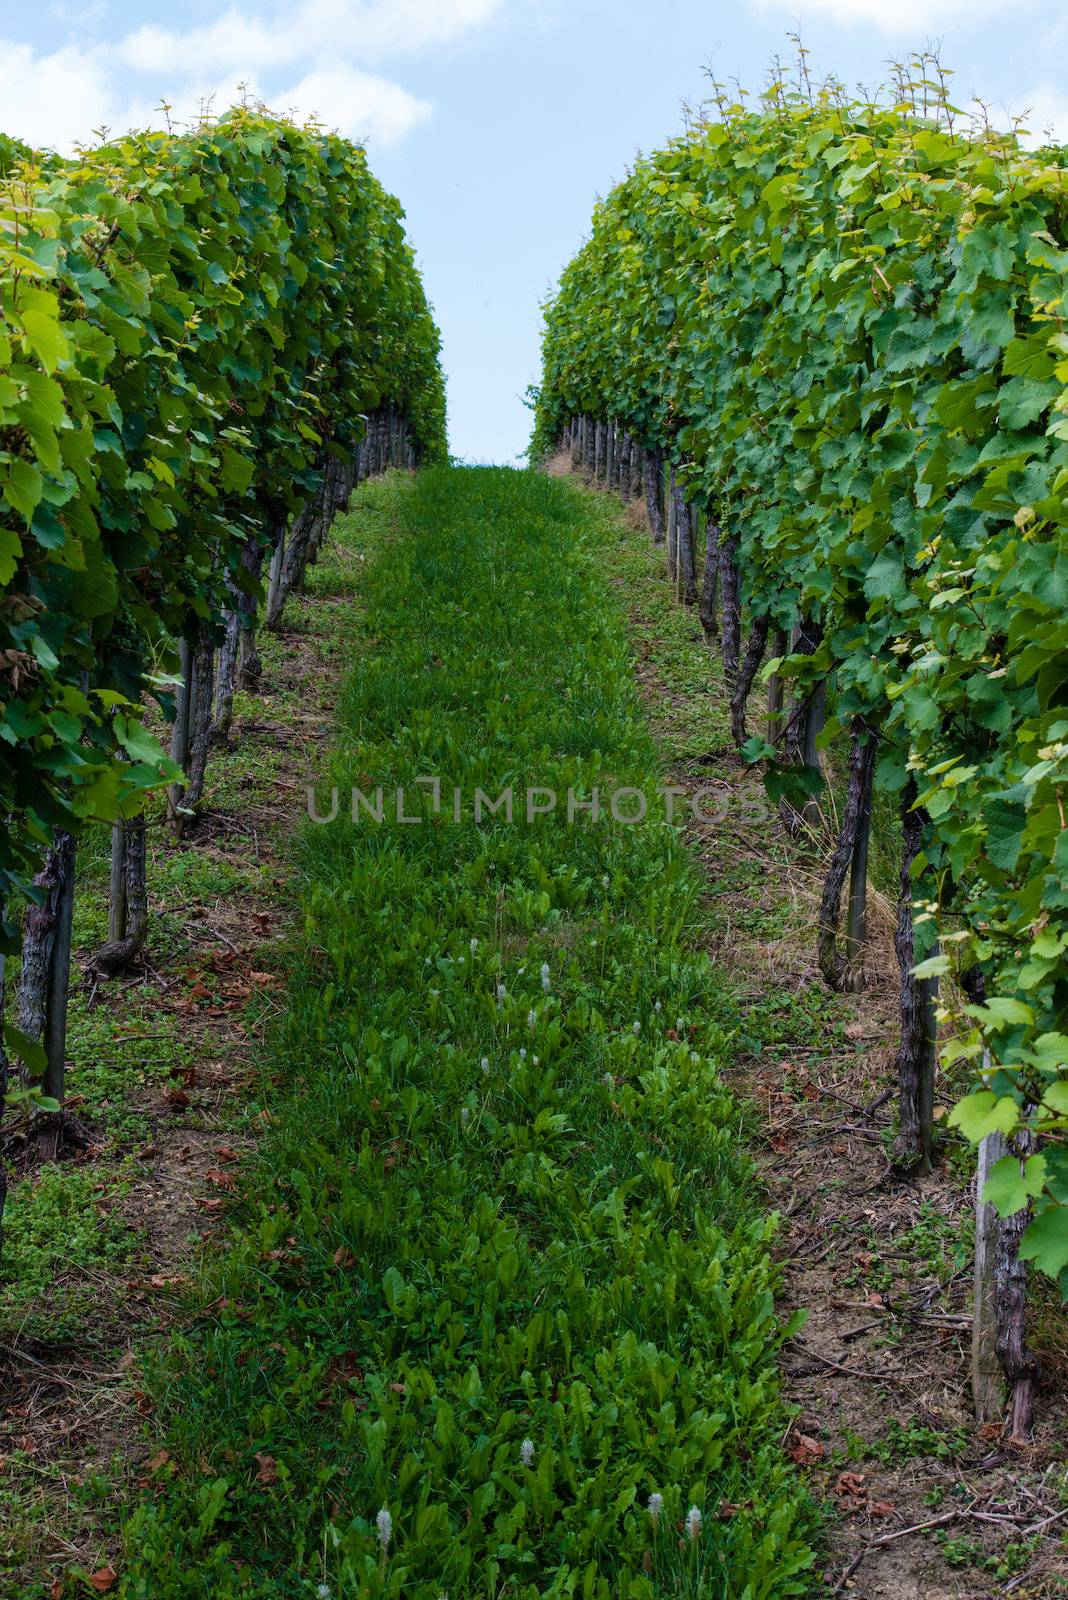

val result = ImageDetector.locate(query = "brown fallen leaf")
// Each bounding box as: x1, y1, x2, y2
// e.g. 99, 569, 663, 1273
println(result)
254, 1452, 278, 1485
835, 1471, 866, 1498
788, 1433, 825, 1465
87, 1565, 118, 1593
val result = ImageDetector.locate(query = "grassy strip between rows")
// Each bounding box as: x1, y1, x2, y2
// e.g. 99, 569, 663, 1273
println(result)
120, 467, 815, 1598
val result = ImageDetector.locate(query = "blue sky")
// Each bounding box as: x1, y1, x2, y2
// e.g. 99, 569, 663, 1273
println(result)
3, 0, 1066, 462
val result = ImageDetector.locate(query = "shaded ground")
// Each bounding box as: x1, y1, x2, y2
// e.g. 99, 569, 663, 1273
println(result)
589, 460, 1068, 1598
0, 483, 394, 1597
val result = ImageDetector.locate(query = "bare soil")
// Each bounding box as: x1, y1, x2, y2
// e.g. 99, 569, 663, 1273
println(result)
580, 451, 1068, 1600
0, 572, 358, 1596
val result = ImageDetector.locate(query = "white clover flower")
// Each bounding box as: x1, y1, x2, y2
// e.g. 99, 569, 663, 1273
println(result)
520, 1438, 534, 1467
527, 1009, 536, 1030
517, 965, 527, 975
654, 1001, 662, 1014
602, 874, 609, 887
532, 1055, 540, 1065
470, 937, 478, 954
317, 1586, 331, 1599
647, 1491, 663, 1524
460, 1106, 469, 1126
632, 1021, 641, 1035
676, 1018, 684, 1033
690, 1051, 699, 1064
481, 1056, 490, 1075
540, 963, 551, 992
685, 1505, 702, 1541
376, 1507, 392, 1550
496, 982, 506, 1002
519, 1047, 527, 1060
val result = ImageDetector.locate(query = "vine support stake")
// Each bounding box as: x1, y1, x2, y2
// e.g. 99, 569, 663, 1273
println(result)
0, 942, 8, 1251
18, 828, 77, 1157
108, 821, 127, 942
168, 637, 193, 819
817, 719, 876, 990
767, 627, 787, 738
972, 1116, 1007, 1424
718, 533, 741, 689
891, 781, 937, 1174
642, 450, 664, 543
845, 747, 874, 982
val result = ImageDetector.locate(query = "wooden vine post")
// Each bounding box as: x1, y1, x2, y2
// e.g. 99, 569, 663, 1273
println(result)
672, 474, 696, 605
642, 450, 665, 543
571, 416, 583, 470
718, 533, 741, 690
766, 627, 787, 739
816, 719, 877, 990
972, 1113, 1008, 1424
891, 780, 938, 1173
0, 945, 7, 1244
94, 814, 149, 978
729, 615, 770, 750
16, 830, 77, 1155
699, 517, 719, 643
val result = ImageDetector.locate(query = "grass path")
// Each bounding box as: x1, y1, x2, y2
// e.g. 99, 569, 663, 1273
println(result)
117, 467, 814, 1597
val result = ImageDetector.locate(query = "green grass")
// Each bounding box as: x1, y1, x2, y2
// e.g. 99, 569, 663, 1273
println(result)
0, 1165, 135, 1341
117, 468, 815, 1598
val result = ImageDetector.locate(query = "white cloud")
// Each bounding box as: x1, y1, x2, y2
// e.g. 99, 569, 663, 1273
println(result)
114, 68, 430, 147
750, 0, 1005, 31
274, 67, 432, 142
117, 0, 504, 76
0, 43, 113, 149
2, 0, 502, 152
1007, 85, 1068, 146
